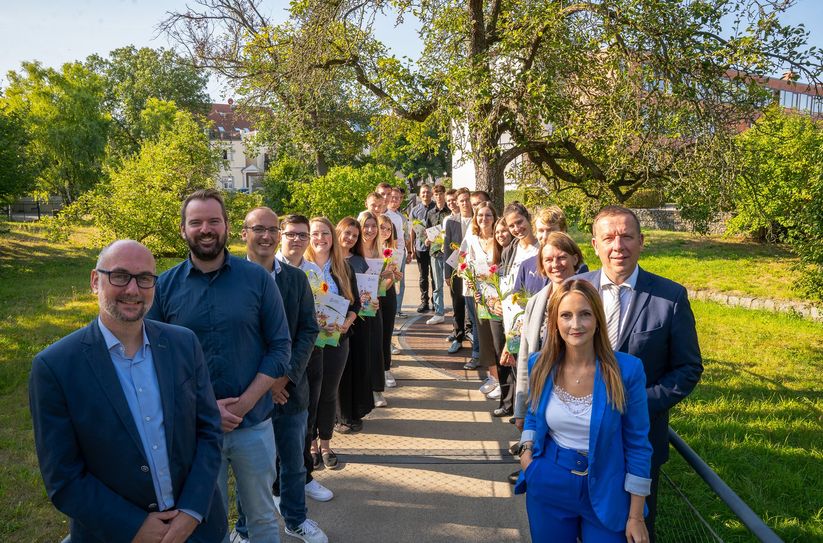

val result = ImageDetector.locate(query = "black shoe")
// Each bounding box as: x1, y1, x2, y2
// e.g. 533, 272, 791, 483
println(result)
508, 417, 516, 425
508, 470, 520, 485
322, 449, 339, 470
350, 420, 363, 432
416, 303, 430, 313
312, 451, 322, 470
493, 407, 513, 417
446, 334, 456, 342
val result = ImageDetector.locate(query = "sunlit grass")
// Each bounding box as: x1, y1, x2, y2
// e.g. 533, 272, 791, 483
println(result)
1, 223, 820, 541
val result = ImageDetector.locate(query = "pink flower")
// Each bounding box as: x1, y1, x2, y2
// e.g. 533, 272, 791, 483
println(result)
383, 248, 393, 258
459, 262, 468, 271
489, 264, 498, 274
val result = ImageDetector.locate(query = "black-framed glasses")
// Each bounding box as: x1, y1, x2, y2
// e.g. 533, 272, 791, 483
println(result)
281, 231, 310, 241
96, 269, 158, 289
244, 225, 279, 235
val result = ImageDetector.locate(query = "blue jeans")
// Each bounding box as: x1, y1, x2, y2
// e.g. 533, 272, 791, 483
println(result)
235, 411, 308, 535
218, 419, 280, 543
396, 256, 407, 314
431, 254, 445, 315
465, 296, 480, 358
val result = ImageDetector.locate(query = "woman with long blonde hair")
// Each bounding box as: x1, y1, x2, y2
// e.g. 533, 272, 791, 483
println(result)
514, 280, 651, 543
304, 217, 360, 469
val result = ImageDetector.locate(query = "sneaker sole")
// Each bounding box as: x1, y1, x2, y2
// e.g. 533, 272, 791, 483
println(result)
284, 528, 328, 543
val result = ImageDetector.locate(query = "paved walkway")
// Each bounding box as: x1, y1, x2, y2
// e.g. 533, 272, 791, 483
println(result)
305, 264, 532, 542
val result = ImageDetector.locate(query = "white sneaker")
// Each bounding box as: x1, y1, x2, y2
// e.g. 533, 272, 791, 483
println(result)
230, 530, 249, 543
479, 377, 498, 394
305, 479, 334, 502
384, 370, 397, 388
273, 494, 281, 515
285, 518, 329, 543
374, 391, 388, 407
426, 314, 445, 325
486, 384, 501, 400
391, 344, 400, 355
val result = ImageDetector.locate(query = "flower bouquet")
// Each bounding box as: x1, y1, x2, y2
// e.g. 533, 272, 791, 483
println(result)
475, 263, 504, 321
503, 288, 529, 353
377, 248, 397, 296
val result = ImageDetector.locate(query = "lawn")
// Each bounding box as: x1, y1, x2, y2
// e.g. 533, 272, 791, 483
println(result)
1, 222, 820, 541
571, 229, 807, 303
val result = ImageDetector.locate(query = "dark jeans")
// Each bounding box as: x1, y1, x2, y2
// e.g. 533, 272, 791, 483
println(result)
415, 249, 433, 305
315, 338, 349, 441
490, 319, 514, 412
380, 286, 397, 372
304, 347, 323, 483
449, 276, 466, 341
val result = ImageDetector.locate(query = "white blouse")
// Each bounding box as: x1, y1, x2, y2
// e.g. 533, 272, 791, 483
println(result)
546, 385, 592, 452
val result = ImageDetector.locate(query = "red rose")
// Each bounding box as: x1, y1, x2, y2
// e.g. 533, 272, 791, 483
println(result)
489, 264, 498, 274
383, 248, 393, 258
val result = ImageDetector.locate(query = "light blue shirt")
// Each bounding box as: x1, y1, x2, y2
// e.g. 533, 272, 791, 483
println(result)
98, 319, 201, 522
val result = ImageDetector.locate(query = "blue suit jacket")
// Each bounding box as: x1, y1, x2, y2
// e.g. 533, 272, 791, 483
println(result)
575, 267, 703, 467
29, 319, 226, 543
515, 351, 653, 532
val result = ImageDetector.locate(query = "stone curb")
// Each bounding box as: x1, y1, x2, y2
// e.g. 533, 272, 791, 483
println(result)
687, 289, 822, 322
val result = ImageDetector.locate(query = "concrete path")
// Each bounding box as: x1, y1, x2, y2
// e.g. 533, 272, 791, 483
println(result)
305, 263, 532, 542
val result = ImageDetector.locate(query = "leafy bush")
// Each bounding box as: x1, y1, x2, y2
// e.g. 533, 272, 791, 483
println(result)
287, 164, 398, 222
260, 156, 312, 212
625, 188, 665, 209
224, 190, 264, 241
728, 106, 823, 301
52, 107, 220, 256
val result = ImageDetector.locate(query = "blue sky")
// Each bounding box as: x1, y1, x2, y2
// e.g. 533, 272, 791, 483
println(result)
1, 0, 819, 100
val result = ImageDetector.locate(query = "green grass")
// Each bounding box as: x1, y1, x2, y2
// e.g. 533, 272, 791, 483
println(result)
571, 229, 807, 303
1, 222, 821, 541
660, 301, 823, 542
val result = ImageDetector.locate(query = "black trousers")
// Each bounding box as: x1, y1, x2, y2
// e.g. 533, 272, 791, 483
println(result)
490, 319, 514, 412
646, 464, 661, 542
315, 338, 349, 441
303, 347, 323, 483
415, 250, 433, 305
450, 275, 466, 341
380, 285, 397, 372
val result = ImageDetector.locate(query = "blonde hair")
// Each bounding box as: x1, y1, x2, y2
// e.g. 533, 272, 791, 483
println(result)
358, 211, 380, 258
535, 205, 568, 232
378, 214, 397, 250
529, 280, 626, 413
305, 217, 354, 303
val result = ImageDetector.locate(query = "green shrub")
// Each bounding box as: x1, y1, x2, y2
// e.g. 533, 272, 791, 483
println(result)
287, 164, 398, 222
260, 156, 312, 212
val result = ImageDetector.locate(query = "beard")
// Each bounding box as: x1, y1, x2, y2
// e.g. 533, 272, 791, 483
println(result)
185, 229, 228, 261
103, 297, 148, 323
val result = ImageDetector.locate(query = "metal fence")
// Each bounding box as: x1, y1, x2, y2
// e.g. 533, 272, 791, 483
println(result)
5, 197, 63, 221
657, 428, 783, 543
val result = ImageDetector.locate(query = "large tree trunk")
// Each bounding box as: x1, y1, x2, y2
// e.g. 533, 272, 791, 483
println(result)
473, 151, 505, 213
315, 151, 328, 177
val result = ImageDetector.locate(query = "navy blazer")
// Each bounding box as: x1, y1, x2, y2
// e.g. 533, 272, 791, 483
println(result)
575, 267, 703, 467
273, 262, 320, 414
515, 351, 653, 532
29, 319, 226, 543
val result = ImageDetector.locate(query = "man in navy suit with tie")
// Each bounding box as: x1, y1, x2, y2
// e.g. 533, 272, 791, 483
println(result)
576, 206, 703, 541
29, 240, 225, 543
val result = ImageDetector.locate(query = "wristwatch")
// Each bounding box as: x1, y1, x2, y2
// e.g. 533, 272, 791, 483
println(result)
518, 442, 534, 455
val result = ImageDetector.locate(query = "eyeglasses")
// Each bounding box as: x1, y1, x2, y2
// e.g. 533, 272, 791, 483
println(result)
282, 231, 310, 241
244, 225, 279, 235
96, 269, 158, 289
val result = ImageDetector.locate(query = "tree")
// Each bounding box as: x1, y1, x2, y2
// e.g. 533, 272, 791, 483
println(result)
3, 61, 109, 203
161, 13, 374, 176
368, 114, 451, 181
0, 102, 34, 204
87, 46, 211, 162
163, 0, 820, 212
55, 105, 221, 255
728, 106, 823, 300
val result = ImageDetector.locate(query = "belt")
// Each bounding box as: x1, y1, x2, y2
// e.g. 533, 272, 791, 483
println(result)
546, 439, 589, 476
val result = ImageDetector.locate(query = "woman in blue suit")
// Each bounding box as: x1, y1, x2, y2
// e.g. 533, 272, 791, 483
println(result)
514, 280, 652, 542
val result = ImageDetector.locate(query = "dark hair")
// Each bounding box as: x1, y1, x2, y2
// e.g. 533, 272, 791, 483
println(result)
432, 184, 445, 194
503, 201, 531, 223
471, 201, 499, 238
492, 217, 511, 264
391, 186, 405, 194
376, 182, 393, 191
181, 188, 227, 225
280, 214, 310, 229
592, 206, 641, 235
445, 188, 458, 197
